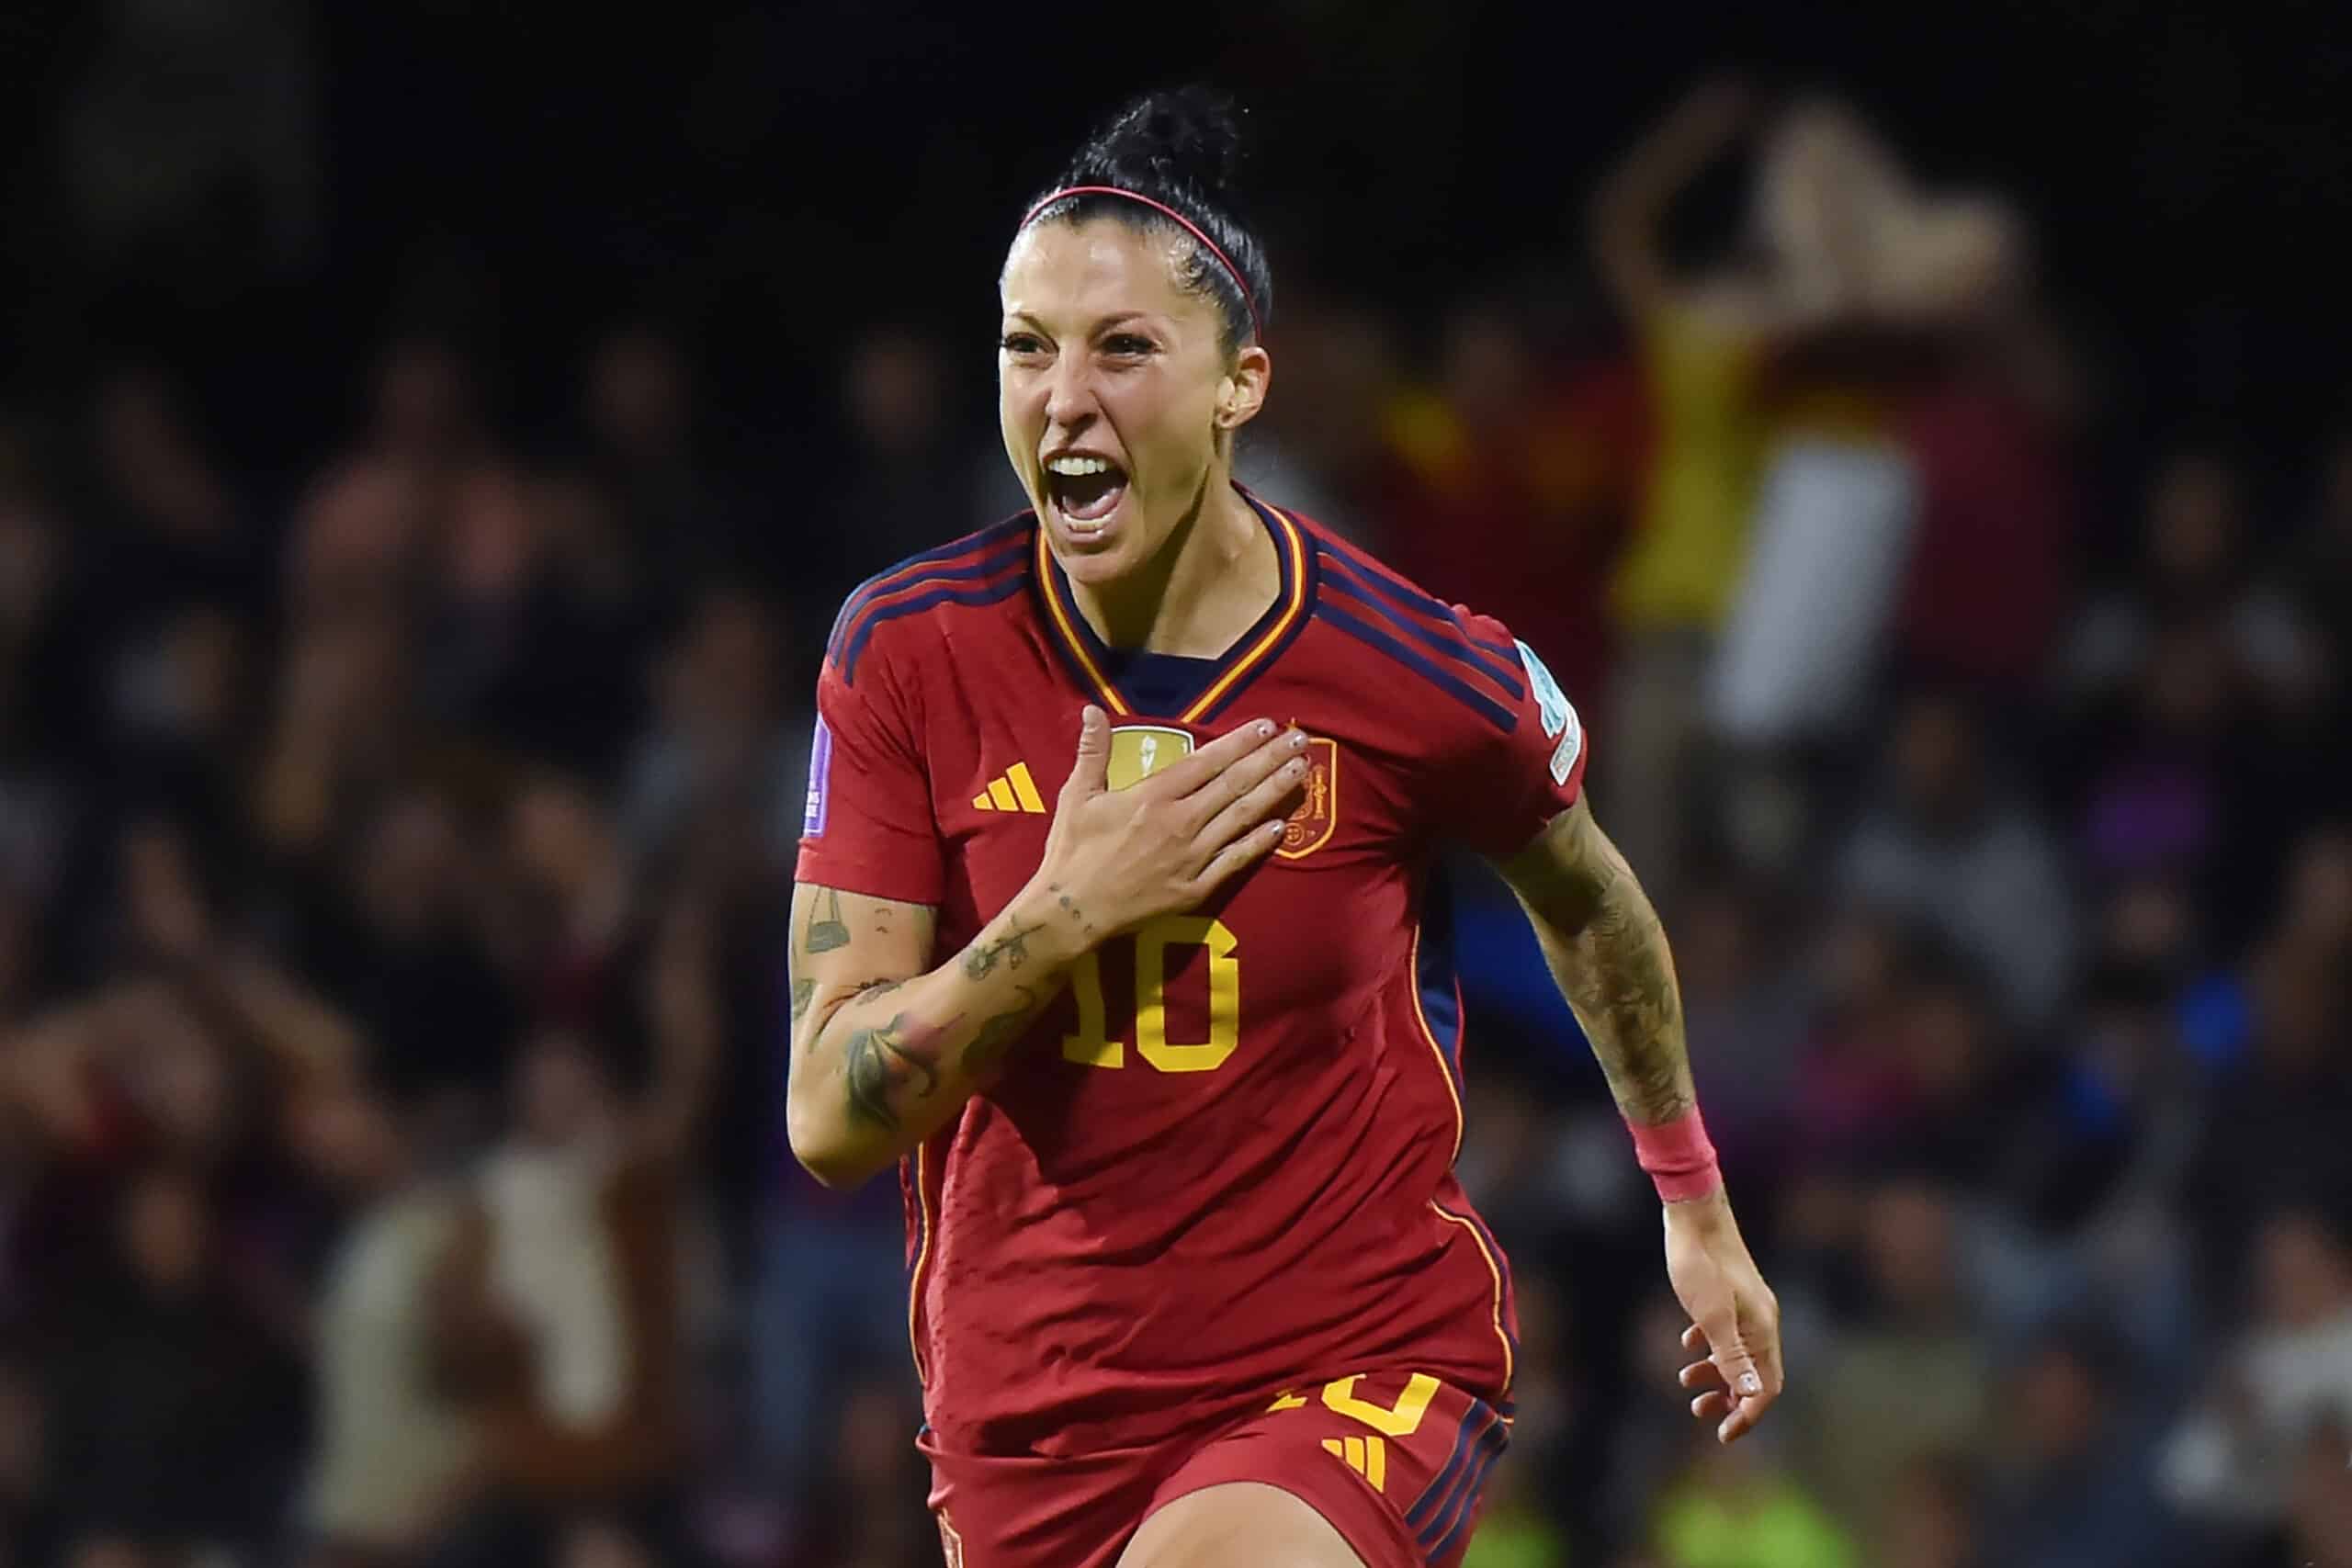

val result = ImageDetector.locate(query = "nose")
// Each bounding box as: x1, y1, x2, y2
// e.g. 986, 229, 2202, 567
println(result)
1041, 351, 1098, 436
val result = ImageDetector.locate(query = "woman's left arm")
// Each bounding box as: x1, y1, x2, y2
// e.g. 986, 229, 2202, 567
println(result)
1495, 797, 1785, 1444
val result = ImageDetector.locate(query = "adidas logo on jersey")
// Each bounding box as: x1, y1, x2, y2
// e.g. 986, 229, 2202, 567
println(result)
1321, 1434, 1387, 1491
971, 762, 1047, 814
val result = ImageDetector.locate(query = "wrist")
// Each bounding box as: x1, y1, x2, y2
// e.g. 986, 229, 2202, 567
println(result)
1007, 877, 1100, 971
1628, 1104, 1723, 1205
1662, 1185, 1736, 1228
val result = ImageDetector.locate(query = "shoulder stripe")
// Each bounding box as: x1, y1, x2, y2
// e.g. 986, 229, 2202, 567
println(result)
1318, 556, 1524, 701
1315, 536, 1522, 667
839, 571, 1029, 683
826, 514, 1035, 660
1317, 603, 1517, 730
829, 536, 1031, 671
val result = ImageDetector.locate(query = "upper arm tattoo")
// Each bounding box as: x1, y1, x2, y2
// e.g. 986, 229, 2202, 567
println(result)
806, 888, 852, 953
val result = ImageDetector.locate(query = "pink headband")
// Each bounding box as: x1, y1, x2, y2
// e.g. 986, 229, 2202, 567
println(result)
1018, 185, 1263, 344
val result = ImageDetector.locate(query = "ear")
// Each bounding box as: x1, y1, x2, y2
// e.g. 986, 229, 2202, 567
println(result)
1216, 344, 1272, 431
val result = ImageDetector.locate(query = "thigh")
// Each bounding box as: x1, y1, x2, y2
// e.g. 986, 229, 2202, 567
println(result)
1139, 1372, 1510, 1568
1117, 1483, 1364, 1568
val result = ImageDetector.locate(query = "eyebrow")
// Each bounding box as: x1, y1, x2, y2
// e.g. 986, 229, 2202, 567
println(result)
1001, 310, 1159, 334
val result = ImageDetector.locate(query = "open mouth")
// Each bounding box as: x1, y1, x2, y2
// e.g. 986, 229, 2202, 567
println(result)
1044, 455, 1129, 531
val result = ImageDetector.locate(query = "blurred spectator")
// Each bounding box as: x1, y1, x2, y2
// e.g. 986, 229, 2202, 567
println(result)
1229, 294, 1397, 541
1669, 872, 1805, 1186
1894, 310, 2086, 705
1986, 938, 2201, 1362
284, 785, 521, 1116
1872, 1453, 1985, 1568
1588, 79, 1779, 909
579, 320, 758, 627
779, 1379, 933, 1568
2292, 423, 2352, 751
1709, 99, 2020, 769
1981, 1323, 2172, 1568
2263, 1417, 2352, 1568
822, 325, 999, 623
1645, 1427, 1856, 1568
753, 1117, 919, 1519
2182, 941, 2352, 1300
291, 1066, 484, 1562
417, 459, 645, 779
2160, 1206, 2352, 1535
1838, 687, 2077, 1027
427, 886, 719, 1568
1460, 1441, 1569, 1568
621, 584, 809, 877
253, 591, 413, 863
1798, 1178, 1991, 1525
1781, 907, 1916, 1185
35, 1165, 302, 1562
1374, 289, 1646, 707
0, 1347, 56, 1564
2063, 449, 2323, 722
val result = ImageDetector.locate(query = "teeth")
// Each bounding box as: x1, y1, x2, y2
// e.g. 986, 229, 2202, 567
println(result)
1046, 456, 1114, 477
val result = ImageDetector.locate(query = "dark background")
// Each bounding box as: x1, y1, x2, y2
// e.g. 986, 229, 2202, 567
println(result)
6, 2, 2352, 490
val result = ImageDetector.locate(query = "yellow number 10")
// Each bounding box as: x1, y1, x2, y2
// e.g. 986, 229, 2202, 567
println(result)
1062, 915, 1240, 1073
1268, 1372, 1441, 1436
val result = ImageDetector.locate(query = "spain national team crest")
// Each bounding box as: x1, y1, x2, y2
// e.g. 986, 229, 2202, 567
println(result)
1275, 737, 1339, 860
1106, 725, 1195, 792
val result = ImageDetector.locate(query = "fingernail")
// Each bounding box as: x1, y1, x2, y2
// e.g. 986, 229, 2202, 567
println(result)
1739, 1372, 1761, 1395
1288, 730, 1307, 749
1258, 720, 1277, 738
1285, 759, 1306, 777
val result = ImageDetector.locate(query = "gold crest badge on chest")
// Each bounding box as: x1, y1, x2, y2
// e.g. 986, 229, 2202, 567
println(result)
1106, 725, 1194, 792
1102, 724, 1338, 860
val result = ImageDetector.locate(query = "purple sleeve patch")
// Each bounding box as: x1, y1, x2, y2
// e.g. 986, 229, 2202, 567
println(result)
803, 718, 832, 838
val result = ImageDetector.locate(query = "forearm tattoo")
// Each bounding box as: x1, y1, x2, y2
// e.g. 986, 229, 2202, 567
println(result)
960, 985, 1041, 1077
1512, 806, 1692, 1124
842, 1010, 957, 1130
961, 914, 1045, 979
1047, 882, 1098, 942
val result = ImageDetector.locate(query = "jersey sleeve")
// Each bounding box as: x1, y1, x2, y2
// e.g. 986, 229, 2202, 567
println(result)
1426, 613, 1589, 859
792, 639, 946, 907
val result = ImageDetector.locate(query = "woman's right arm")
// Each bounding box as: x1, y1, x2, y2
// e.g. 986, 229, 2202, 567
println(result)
787, 706, 1309, 1188
786, 879, 1080, 1188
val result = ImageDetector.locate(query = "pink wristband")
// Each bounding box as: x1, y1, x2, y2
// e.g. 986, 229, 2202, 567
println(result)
1629, 1107, 1723, 1202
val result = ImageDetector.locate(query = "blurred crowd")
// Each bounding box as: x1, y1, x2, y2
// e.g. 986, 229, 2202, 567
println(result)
3, 69, 2350, 1568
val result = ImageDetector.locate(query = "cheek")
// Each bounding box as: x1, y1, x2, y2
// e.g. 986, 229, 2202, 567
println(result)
999, 372, 1041, 431
1115, 378, 1220, 478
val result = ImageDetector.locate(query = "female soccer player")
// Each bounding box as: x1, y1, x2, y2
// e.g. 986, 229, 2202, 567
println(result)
788, 88, 1782, 1568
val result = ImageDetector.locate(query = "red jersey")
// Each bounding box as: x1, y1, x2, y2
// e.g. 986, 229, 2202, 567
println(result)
795, 490, 1587, 1460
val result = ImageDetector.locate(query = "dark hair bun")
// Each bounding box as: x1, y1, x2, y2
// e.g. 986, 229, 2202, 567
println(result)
1062, 86, 1249, 206
1030, 85, 1272, 349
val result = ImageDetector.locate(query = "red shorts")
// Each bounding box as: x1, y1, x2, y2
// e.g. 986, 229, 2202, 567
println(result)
922, 1371, 1510, 1568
